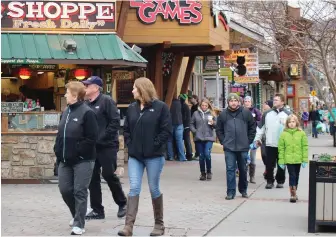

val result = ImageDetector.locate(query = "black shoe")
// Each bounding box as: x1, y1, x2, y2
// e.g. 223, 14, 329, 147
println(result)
200, 173, 206, 181
265, 183, 274, 189
206, 172, 212, 180
242, 193, 249, 198
225, 195, 234, 200
276, 183, 284, 188
85, 210, 105, 220
117, 204, 127, 218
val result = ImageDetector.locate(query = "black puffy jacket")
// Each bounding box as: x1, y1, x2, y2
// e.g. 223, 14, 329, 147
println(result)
54, 101, 98, 165
124, 100, 172, 160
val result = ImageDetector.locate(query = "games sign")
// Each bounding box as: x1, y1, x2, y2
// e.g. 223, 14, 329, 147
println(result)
1, 0, 116, 31
130, 0, 203, 25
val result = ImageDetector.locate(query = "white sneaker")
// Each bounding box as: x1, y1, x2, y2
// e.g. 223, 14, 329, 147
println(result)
71, 227, 85, 235
69, 218, 74, 227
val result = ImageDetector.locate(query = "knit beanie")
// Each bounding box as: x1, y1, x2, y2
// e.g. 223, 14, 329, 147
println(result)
265, 100, 273, 108
179, 94, 188, 101
227, 93, 240, 103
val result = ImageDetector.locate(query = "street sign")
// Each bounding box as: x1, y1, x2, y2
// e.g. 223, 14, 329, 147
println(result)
311, 90, 317, 96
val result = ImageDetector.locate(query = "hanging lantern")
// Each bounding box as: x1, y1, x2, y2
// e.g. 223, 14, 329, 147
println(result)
19, 68, 32, 80
74, 69, 89, 80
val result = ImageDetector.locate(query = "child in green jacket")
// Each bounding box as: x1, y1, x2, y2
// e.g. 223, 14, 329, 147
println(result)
278, 114, 308, 203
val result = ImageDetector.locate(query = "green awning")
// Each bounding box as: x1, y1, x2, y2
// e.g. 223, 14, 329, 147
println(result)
1, 33, 147, 67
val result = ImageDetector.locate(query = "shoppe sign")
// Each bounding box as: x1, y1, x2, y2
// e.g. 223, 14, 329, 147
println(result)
130, 0, 203, 25
1, 0, 116, 31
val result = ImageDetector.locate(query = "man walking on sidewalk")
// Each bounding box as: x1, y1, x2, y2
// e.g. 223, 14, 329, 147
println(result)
83, 76, 127, 219
255, 94, 291, 189
216, 93, 256, 200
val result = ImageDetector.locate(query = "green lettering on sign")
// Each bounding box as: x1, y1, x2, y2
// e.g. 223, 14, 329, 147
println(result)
1, 59, 43, 64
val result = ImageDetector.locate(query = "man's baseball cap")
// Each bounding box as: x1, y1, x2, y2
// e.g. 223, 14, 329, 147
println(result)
82, 76, 103, 87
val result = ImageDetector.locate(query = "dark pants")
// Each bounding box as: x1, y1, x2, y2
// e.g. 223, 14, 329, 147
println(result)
330, 121, 335, 136
195, 141, 213, 173
265, 146, 286, 184
183, 130, 193, 160
224, 151, 248, 196
58, 161, 94, 228
287, 164, 301, 187
89, 147, 127, 214
261, 143, 267, 166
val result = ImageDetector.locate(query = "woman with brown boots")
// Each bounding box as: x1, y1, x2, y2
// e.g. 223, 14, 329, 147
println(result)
118, 77, 172, 236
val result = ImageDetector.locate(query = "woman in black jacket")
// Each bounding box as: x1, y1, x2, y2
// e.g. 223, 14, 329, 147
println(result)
118, 78, 172, 237
54, 81, 98, 235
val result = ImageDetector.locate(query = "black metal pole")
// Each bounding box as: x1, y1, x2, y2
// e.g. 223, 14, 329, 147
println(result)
308, 160, 317, 233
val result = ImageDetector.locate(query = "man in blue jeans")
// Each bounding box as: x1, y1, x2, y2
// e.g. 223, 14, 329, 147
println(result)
216, 93, 256, 200
167, 98, 187, 161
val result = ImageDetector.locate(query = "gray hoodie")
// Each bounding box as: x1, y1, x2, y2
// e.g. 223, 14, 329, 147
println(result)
190, 108, 216, 142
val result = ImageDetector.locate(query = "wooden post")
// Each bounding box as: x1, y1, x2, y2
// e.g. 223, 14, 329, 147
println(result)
165, 53, 184, 108
154, 47, 163, 99
116, 1, 130, 39
181, 56, 196, 94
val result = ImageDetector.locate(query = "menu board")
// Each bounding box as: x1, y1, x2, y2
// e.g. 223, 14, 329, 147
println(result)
1, 102, 24, 113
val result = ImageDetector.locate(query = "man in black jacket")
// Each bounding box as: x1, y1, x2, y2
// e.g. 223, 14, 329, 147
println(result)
167, 97, 187, 161
216, 93, 256, 200
83, 76, 127, 219
180, 94, 193, 161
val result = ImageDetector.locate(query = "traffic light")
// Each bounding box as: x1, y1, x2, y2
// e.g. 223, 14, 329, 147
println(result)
236, 56, 247, 76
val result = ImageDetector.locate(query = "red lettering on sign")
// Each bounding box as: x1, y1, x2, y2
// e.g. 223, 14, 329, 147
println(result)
130, 0, 203, 25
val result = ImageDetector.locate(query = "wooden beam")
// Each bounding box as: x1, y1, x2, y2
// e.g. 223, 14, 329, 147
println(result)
181, 56, 196, 94
167, 45, 222, 53
116, 1, 130, 39
165, 53, 184, 108
184, 51, 225, 56
154, 46, 163, 99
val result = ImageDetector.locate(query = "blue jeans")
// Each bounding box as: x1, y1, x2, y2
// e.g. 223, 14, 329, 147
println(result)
287, 164, 301, 187
128, 157, 165, 199
195, 141, 213, 173
224, 151, 248, 196
167, 124, 186, 161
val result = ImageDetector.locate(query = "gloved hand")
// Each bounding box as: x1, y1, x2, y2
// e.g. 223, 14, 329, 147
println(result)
302, 162, 307, 168
249, 142, 258, 150
279, 164, 285, 169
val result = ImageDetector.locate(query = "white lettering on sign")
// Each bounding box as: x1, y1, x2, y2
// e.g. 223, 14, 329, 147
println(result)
2, 1, 116, 31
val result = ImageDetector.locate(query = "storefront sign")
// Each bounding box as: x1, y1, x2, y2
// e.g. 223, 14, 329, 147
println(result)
112, 71, 134, 80
1, 102, 24, 113
210, 2, 229, 31
10, 64, 58, 71
1, 1, 116, 31
1, 59, 43, 64
203, 56, 219, 73
130, 0, 202, 25
224, 48, 259, 84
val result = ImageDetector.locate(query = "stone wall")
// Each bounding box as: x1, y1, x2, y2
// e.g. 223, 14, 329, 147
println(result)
1, 135, 127, 179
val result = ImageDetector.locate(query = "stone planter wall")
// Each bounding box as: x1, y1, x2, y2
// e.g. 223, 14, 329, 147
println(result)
1, 135, 127, 179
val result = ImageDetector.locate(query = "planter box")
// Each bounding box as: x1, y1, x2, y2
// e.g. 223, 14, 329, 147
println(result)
308, 158, 336, 233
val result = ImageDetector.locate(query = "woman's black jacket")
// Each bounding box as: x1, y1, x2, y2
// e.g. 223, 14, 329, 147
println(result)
124, 100, 172, 160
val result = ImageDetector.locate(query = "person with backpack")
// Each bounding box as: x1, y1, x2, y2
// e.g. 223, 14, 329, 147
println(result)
243, 96, 262, 184
216, 93, 256, 200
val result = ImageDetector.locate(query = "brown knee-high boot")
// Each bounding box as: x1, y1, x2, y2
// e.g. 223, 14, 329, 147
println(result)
150, 194, 165, 236
118, 196, 139, 236
289, 187, 296, 203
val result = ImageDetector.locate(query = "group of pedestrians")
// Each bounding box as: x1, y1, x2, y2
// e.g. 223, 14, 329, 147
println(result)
54, 76, 309, 236
55, 77, 169, 236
